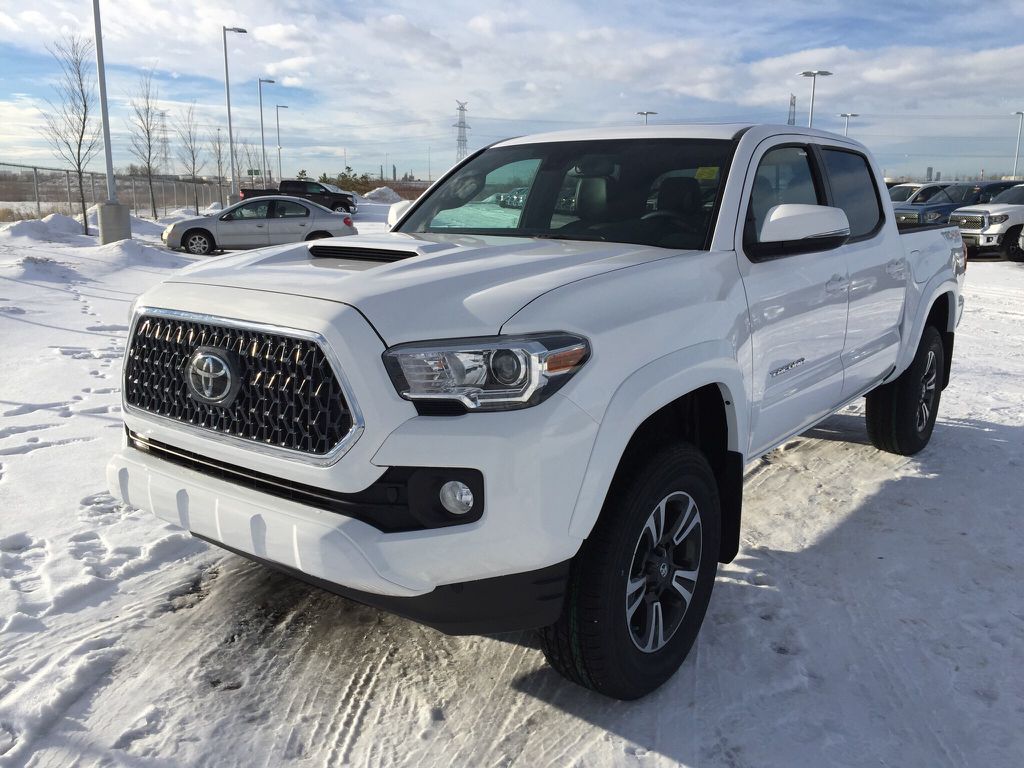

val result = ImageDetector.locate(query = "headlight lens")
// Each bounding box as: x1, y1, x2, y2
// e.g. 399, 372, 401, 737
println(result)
924, 211, 942, 222
383, 332, 590, 411
989, 214, 1009, 225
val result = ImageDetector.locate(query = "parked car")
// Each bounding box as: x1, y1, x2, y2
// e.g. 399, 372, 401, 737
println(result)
893, 180, 1018, 226
241, 180, 358, 214
948, 183, 1024, 260
113, 124, 965, 700
887, 182, 951, 205
161, 196, 356, 255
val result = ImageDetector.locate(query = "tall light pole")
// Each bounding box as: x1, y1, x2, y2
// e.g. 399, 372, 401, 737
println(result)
275, 104, 288, 181
222, 26, 246, 199
798, 70, 832, 128
839, 112, 859, 137
91, 0, 130, 243
1013, 111, 1024, 180
258, 78, 275, 186
636, 110, 657, 125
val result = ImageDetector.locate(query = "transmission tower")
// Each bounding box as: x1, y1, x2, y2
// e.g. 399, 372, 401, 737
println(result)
787, 94, 797, 126
454, 101, 470, 162
158, 109, 171, 175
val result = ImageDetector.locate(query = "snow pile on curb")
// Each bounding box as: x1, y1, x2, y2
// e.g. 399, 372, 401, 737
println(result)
362, 187, 403, 204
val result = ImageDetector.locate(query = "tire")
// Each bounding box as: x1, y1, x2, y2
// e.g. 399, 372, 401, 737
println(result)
332, 203, 352, 214
183, 230, 213, 255
1002, 225, 1023, 262
865, 325, 944, 455
538, 444, 720, 700
304, 231, 332, 241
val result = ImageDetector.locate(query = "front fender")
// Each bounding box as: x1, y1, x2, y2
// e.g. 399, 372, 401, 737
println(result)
566, 340, 747, 539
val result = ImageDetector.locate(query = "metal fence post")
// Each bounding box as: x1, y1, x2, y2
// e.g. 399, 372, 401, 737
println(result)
65, 170, 72, 214
32, 167, 41, 218
161, 181, 167, 217
131, 177, 138, 217
90, 173, 97, 207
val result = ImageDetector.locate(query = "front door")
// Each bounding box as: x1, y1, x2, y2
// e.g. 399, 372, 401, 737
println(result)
267, 200, 312, 244
737, 143, 850, 457
217, 200, 271, 248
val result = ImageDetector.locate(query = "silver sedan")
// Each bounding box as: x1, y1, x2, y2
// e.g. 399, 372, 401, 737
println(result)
162, 196, 358, 255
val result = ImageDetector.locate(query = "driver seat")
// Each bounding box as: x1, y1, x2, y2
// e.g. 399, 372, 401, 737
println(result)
656, 176, 702, 217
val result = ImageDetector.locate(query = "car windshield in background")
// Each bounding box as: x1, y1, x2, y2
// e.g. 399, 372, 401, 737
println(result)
397, 139, 734, 250
927, 185, 974, 205
888, 185, 917, 202
322, 183, 345, 193
990, 186, 1024, 205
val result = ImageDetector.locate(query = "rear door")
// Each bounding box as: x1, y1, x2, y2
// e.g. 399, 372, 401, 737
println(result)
736, 141, 850, 456
267, 199, 313, 244
216, 200, 271, 248
817, 146, 905, 397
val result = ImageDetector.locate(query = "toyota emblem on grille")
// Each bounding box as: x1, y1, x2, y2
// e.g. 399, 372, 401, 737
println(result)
185, 347, 239, 406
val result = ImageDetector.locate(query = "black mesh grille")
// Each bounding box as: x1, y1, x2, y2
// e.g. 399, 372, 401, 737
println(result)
125, 315, 353, 455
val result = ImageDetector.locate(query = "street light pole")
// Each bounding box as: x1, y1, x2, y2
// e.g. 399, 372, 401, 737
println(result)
636, 111, 657, 125
1013, 111, 1024, 180
258, 78, 275, 186
839, 112, 859, 137
799, 70, 832, 128
275, 104, 288, 181
222, 26, 246, 199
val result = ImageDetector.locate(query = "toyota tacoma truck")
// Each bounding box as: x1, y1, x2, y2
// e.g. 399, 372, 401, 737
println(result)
948, 183, 1024, 260
109, 125, 965, 700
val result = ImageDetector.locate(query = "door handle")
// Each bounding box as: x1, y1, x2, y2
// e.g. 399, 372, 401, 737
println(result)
256, 224, 264, 228
825, 274, 849, 295
885, 259, 905, 278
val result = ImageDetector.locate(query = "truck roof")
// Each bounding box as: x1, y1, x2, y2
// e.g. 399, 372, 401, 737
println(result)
493, 123, 855, 147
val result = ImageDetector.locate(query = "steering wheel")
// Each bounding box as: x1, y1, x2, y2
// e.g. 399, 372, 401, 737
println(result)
641, 210, 701, 234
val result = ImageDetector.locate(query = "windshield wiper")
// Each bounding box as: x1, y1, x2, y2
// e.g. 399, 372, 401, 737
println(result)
532, 233, 608, 242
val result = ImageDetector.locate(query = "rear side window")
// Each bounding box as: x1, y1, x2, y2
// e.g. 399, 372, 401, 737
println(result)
821, 149, 882, 239
274, 200, 309, 218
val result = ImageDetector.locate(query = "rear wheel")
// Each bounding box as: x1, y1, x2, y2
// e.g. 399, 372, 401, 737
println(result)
183, 230, 213, 255
304, 231, 332, 241
865, 325, 944, 455
539, 444, 720, 700
1003, 225, 1023, 262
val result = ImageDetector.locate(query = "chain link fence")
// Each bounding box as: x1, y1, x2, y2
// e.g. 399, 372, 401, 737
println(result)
0, 161, 228, 222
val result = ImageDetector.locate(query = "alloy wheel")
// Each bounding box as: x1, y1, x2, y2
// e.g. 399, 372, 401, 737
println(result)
916, 349, 938, 432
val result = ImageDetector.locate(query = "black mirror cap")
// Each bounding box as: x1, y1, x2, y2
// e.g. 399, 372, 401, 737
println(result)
747, 231, 849, 261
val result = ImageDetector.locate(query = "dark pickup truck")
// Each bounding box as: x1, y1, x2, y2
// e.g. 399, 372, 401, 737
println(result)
240, 180, 358, 214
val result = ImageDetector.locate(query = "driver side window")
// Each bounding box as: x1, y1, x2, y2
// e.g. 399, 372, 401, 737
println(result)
745, 146, 822, 245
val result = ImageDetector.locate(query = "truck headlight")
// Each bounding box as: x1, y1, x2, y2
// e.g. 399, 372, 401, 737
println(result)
383, 332, 590, 411
923, 211, 942, 222
989, 214, 1009, 225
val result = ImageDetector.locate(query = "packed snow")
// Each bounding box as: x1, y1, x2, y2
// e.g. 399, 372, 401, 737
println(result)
0, 209, 1021, 766
362, 186, 404, 204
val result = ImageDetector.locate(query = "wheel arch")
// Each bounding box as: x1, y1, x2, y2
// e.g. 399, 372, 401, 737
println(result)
568, 346, 747, 563
893, 279, 958, 389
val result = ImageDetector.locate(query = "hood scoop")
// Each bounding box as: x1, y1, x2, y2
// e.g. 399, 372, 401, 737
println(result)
308, 244, 417, 262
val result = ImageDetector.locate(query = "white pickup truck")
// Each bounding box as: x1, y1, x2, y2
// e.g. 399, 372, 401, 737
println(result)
109, 124, 966, 699
949, 182, 1024, 261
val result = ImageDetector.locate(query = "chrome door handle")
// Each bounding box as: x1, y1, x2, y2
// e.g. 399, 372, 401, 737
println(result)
825, 274, 849, 295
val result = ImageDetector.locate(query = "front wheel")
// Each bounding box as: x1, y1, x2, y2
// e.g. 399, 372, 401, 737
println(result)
183, 230, 213, 255
865, 325, 944, 455
539, 444, 720, 700
1002, 225, 1023, 262
332, 203, 352, 214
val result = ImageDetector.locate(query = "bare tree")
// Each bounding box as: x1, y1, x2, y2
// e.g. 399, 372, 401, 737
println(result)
240, 139, 260, 190
209, 129, 226, 206
126, 72, 160, 219
39, 33, 101, 234
175, 103, 205, 212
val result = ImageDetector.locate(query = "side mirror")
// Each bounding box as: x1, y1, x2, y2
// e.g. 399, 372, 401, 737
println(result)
387, 200, 412, 229
749, 204, 850, 259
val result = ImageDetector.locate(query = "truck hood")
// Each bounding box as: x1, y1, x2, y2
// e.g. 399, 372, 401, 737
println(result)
164, 232, 688, 344
951, 204, 1024, 217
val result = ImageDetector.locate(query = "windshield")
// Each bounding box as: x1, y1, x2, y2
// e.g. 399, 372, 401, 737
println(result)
397, 139, 734, 250
990, 185, 1024, 205
888, 185, 918, 202
926, 185, 976, 206
322, 183, 345, 194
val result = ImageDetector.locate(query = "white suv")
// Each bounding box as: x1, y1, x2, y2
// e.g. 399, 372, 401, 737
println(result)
949, 183, 1024, 260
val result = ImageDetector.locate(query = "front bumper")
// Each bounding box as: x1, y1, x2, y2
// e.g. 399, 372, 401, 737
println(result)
959, 231, 1004, 249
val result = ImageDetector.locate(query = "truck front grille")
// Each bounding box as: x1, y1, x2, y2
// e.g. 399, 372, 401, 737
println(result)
949, 214, 985, 230
895, 211, 920, 224
124, 313, 354, 456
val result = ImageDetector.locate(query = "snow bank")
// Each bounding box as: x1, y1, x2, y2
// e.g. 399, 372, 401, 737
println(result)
362, 186, 404, 204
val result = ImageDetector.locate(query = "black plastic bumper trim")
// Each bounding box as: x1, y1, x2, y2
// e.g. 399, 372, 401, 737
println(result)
194, 532, 570, 635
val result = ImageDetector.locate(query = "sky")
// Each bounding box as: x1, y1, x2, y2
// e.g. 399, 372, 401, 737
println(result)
1, 0, 1023, 182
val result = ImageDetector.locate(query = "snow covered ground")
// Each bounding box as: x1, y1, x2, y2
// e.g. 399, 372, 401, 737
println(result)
0, 209, 1021, 767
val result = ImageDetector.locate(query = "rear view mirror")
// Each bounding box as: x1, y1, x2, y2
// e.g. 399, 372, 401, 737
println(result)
387, 200, 412, 229
750, 204, 850, 259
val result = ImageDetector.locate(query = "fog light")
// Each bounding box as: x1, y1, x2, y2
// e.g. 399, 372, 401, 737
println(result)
439, 480, 474, 515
